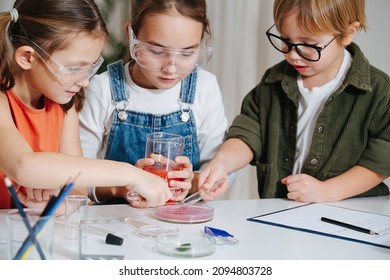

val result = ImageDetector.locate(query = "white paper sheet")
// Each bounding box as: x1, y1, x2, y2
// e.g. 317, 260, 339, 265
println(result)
248, 203, 390, 249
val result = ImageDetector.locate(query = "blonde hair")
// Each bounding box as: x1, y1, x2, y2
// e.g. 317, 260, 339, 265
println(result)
273, 0, 367, 36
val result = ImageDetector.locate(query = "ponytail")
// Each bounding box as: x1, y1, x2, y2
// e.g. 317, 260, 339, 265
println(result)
0, 8, 19, 93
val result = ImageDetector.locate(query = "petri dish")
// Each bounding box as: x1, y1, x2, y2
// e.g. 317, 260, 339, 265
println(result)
156, 232, 215, 258
153, 204, 214, 223
124, 217, 179, 238
138, 225, 179, 238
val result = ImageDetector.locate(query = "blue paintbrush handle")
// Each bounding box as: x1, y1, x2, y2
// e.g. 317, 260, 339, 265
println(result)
5, 176, 46, 260
13, 181, 75, 260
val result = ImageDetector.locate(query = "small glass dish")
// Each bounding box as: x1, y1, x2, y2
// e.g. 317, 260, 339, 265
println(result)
125, 217, 179, 238
153, 204, 214, 223
156, 232, 216, 258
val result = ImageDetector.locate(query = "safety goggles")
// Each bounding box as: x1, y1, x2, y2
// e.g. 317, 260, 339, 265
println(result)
11, 35, 103, 86
129, 28, 212, 73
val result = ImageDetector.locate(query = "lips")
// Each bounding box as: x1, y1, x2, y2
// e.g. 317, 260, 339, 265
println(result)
65, 91, 78, 97
159, 77, 177, 84
293, 65, 309, 72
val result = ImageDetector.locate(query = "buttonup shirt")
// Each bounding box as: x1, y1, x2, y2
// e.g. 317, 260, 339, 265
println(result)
227, 43, 390, 198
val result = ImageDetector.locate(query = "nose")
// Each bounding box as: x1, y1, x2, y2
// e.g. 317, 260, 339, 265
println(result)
161, 61, 179, 74
76, 77, 90, 88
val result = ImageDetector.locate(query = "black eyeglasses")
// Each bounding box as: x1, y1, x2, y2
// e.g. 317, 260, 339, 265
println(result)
265, 25, 337, 62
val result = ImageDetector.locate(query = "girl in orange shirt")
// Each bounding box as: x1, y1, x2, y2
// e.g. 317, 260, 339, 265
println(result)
0, 0, 172, 209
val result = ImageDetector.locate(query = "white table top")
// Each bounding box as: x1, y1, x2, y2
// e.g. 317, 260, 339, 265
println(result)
1, 196, 390, 260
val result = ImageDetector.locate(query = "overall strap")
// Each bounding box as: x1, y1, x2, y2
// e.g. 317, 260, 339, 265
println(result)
179, 69, 198, 104
107, 60, 128, 102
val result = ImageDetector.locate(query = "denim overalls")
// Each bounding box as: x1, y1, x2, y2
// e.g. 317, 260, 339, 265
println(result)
104, 60, 201, 170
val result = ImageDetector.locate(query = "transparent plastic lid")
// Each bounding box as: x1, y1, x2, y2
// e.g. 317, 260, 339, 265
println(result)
124, 217, 179, 237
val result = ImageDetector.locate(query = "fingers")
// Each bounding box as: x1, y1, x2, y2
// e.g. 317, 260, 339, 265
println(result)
126, 192, 142, 201
149, 153, 172, 166
203, 173, 227, 192
128, 193, 169, 208
167, 156, 193, 199
174, 156, 191, 166
42, 189, 57, 200
26, 187, 43, 201
126, 169, 173, 208
25, 188, 56, 202
135, 158, 154, 169
282, 175, 302, 192
128, 198, 149, 209
282, 175, 300, 201
201, 178, 228, 200
283, 174, 315, 202
287, 190, 301, 201
16, 188, 50, 210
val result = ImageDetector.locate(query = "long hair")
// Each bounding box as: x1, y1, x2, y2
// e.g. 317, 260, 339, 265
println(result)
0, 0, 109, 112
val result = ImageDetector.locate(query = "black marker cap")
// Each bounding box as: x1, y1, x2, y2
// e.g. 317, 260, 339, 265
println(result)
105, 233, 123, 246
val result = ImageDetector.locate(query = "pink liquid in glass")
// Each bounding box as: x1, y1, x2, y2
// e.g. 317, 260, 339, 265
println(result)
143, 165, 183, 203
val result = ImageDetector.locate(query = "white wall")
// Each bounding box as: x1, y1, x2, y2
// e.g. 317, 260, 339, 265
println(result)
0, 0, 13, 10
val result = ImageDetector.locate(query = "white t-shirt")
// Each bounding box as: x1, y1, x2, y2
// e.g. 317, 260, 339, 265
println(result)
293, 49, 352, 174
79, 62, 229, 171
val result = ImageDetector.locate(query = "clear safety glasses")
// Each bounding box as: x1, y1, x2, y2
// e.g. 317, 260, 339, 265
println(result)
10, 35, 104, 86
129, 28, 212, 74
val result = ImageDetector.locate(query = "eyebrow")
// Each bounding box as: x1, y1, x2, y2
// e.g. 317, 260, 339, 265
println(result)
146, 40, 200, 50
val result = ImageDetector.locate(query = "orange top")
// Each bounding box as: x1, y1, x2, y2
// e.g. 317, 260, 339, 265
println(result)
0, 90, 64, 209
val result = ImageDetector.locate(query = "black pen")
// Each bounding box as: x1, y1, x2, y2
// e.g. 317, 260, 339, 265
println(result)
321, 217, 379, 235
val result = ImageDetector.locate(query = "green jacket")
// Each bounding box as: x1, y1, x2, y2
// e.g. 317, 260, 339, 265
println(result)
227, 43, 390, 198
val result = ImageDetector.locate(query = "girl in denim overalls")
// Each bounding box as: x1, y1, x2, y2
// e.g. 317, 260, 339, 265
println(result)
80, 0, 230, 204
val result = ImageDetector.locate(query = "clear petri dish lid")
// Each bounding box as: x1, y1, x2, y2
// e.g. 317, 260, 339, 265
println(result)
153, 204, 214, 224
156, 232, 216, 258
124, 217, 179, 238
138, 225, 179, 237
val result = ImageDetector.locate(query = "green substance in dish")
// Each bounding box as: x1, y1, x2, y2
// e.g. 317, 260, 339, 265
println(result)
175, 243, 192, 252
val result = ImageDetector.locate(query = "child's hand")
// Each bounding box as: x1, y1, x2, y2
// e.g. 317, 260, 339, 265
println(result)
135, 154, 174, 169
125, 166, 172, 208
168, 156, 194, 202
282, 173, 325, 202
197, 162, 228, 201
133, 156, 193, 202
135, 157, 154, 169
16, 186, 56, 211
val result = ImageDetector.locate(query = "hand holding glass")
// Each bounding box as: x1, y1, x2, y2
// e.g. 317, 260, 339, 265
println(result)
128, 132, 185, 201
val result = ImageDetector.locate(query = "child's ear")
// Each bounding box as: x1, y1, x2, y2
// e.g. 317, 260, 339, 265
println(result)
13, 46, 36, 70
125, 22, 130, 40
342, 21, 360, 46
